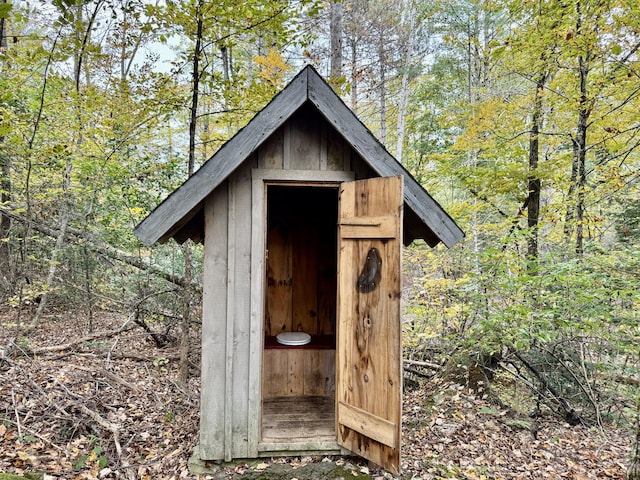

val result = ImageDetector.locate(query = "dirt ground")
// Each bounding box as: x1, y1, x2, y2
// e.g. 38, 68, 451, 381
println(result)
0, 309, 633, 479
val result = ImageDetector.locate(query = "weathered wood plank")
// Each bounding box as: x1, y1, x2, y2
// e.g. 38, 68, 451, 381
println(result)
337, 402, 396, 448
303, 349, 336, 395
261, 396, 335, 443
249, 172, 267, 457
262, 349, 289, 398
199, 184, 229, 461
258, 129, 284, 169
251, 169, 354, 184
326, 128, 348, 171
266, 222, 293, 335
287, 349, 304, 395
224, 175, 237, 462
317, 230, 337, 335
230, 163, 254, 458
320, 122, 328, 170
292, 220, 318, 334
339, 215, 397, 239
289, 108, 321, 171
263, 349, 335, 398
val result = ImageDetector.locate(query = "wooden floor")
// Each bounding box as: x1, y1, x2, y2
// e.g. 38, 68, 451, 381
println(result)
262, 395, 335, 443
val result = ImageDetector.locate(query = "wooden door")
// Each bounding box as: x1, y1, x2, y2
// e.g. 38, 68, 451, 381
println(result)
336, 175, 403, 474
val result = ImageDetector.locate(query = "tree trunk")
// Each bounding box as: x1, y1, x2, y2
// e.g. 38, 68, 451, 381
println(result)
564, 1, 590, 257
329, 0, 343, 81
30, 159, 71, 329
527, 69, 548, 269
349, 37, 358, 112
628, 387, 640, 479
378, 35, 387, 145
0, 0, 11, 289
179, 1, 203, 386
0, 143, 9, 282
179, 241, 193, 385
221, 45, 230, 82
395, 0, 416, 163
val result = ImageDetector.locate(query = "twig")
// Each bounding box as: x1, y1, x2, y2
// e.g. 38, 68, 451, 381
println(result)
76, 403, 122, 458
578, 343, 604, 433
513, 351, 584, 425
403, 358, 443, 370
106, 337, 119, 368
73, 364, 140, 394
499, 361, 547, 401
11, 389, 22, 438
543, 345, 603, 431
1, 418, 64, 451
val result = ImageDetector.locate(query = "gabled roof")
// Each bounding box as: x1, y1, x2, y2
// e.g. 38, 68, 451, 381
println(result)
134, 65, 464, 248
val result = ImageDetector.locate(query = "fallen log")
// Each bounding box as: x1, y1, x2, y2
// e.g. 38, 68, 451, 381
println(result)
0, 206, 198, 290
31, 315, 136, 354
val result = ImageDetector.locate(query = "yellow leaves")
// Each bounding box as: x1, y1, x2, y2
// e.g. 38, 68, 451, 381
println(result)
254, 49, 292, 87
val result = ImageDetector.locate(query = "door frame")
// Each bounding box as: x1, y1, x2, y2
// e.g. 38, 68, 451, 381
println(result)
250, 169, 355, 455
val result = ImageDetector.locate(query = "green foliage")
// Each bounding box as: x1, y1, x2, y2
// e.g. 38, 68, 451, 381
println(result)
0, 0, 310, 323
71, 435, 108, 471
0, 3, 11, 21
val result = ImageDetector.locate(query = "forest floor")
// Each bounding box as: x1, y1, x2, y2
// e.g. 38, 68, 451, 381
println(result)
0, 309, 633, 479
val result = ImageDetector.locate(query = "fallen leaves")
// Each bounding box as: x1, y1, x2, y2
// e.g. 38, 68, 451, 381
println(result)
0, 310, 634, 479
401, 382, 633, 479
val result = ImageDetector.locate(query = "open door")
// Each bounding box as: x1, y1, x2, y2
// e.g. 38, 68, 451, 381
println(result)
336, 175, 403, 474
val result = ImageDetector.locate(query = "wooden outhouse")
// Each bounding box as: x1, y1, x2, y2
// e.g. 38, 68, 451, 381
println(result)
134, 65, 463, 474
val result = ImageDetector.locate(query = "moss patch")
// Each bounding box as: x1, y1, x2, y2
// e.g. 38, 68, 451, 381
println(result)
234, 463, 370, 479
0, 473, 43, 480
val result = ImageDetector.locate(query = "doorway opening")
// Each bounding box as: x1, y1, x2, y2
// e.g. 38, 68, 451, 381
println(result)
261, 184, 339, 447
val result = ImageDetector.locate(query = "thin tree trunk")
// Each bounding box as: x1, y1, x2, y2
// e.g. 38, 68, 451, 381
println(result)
349, 38, 358, 112
329, 0, 343, 81
221, 45, 230, 82
564, 1, 590, 257
627, 347, 640, 479
0, 0, 6, 52
527, 69, 548, 269
179, 2, 203, 386
574, 82, 588, 257
395, 0, 415, 163
179, 241, 193, 384
31, 159, 71, 328
628, 389, 640, 479
83, 240, 94, 332
21, 27, 62, 328
0, 0, 11, 286
466, 19, 481, 275
0, 145, 9, 280
378, 35, 387, 145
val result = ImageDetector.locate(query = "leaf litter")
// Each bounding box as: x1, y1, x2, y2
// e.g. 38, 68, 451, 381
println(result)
0, 311, 633, 479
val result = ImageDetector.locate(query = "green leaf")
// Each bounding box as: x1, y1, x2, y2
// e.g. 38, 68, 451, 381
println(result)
0, 2, 12, 18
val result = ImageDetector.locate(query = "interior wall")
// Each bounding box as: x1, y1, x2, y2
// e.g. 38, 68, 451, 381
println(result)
265, 185, 338, 337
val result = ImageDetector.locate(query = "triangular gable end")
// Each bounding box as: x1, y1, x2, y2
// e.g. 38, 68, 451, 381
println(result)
134, 65, 464, 248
